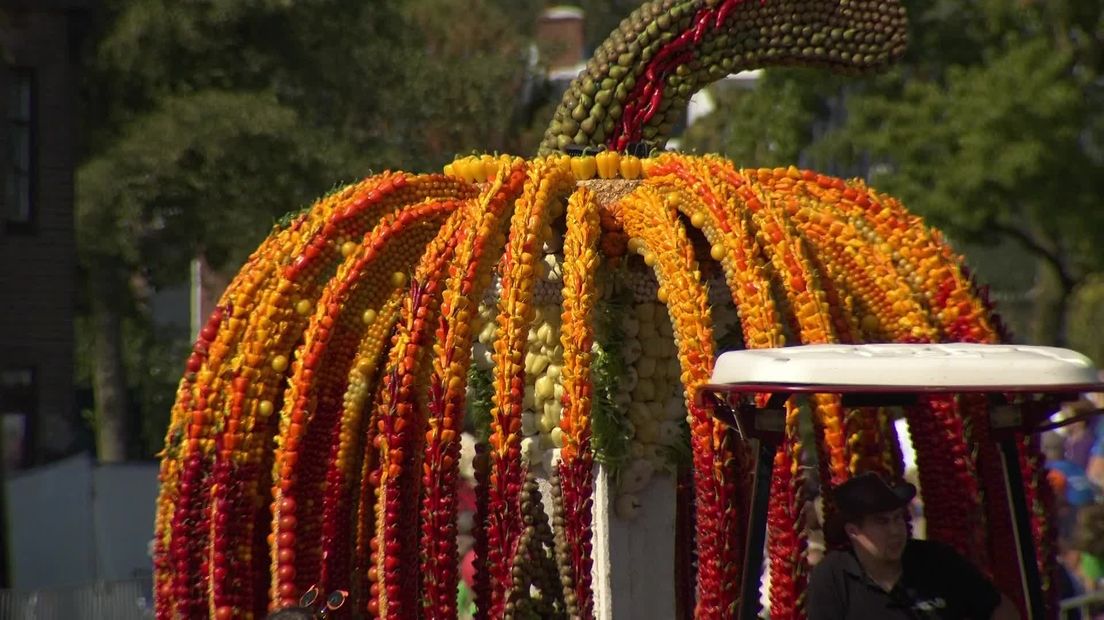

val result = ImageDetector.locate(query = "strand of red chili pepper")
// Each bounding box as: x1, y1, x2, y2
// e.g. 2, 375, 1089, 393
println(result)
321, 204, 466, 598
911, 395, 986, 557
404, 207, 472, 617
174, 198, 315, 620
716, 164, 845, 618
607, 182, 720, 616
955, 392, 1022, 610
163, 230, 294, 620
425, 158, 530, 619
838, 184, 1019, 592
611, 0, 746, 150
708, 163, 847, 478
343, 289, 404, 615
666, 155, 790, 613
555, 186, 601, 618
169, 193, 337, 620
215, 177, 406, 618
968, 296, 1037, 614
798, 178, 999, 567
485, 160, 576, 618
376, 279, 441, 620
957, 270, 1044, 612
648, 156, 780, 608
364, 199, 483, 619
179, 172, 466, 617
271, 202, 456, 613
154, 302, 226, 619
621, 178, 734, 614
765, 401, 799, 620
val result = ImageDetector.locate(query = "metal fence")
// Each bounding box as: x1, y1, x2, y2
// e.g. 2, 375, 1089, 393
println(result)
0, 578, 154, 620
1061, 591, 1104, 620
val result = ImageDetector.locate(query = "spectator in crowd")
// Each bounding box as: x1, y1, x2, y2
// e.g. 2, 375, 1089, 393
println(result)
1057, 539, 1087, 613
1088, 427, 1104, 492
1075, 504, 1104, 594
1043, 431, 1097, 542
1064, 401, 1098, 470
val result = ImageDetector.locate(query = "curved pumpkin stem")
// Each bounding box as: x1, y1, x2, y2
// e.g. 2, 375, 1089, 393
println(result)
539, 0, 908, 154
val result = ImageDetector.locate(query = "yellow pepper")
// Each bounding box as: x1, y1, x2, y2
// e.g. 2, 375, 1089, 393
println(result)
595, 150, 621, 179
570, 155, 597, 180
619, 154, 642, 180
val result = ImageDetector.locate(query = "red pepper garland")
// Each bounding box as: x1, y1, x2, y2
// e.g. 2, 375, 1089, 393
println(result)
766, 404, 799, 620
840, 183, 1036, 610
370, 182, 515, 619
271, 202, 457, 615
416, 193, 508, 619
609, 182, 724, 617
429, 159, 530, 619
485, 161, 576, 618
645, 161, 765, 615
555, 187, 602, 618
159, 304, 226, 619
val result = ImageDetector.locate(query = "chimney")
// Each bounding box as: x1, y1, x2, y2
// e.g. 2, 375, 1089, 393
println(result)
537, 6, 585, 77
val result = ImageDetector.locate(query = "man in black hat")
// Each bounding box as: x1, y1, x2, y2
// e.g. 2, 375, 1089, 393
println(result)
806, 472, 1018, 619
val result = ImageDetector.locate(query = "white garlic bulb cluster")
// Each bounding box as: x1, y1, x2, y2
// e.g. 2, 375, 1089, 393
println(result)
613, 298, 688, 518
518, 303, 565, 474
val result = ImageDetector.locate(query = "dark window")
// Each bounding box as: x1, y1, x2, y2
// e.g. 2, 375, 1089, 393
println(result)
0, 368, 35, 470
4, 68, 35, 232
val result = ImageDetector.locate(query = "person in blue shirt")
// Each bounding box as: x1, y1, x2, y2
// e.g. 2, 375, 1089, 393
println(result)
1043, 431, 1099, 543
1088, 429, 1104, 493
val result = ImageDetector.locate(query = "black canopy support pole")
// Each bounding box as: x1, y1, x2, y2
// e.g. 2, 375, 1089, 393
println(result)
739, 438, 777, 620
998, 437, 1045, 620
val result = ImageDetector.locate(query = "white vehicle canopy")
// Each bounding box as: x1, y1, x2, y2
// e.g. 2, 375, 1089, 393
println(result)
698, 343, 1104, 620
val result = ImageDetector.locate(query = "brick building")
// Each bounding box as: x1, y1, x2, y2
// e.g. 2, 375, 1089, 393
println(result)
0, 2, 88, 468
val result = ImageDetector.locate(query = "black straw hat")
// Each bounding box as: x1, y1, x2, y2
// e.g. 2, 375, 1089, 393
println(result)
824, 472, 917, 547
833, 471, 916, 519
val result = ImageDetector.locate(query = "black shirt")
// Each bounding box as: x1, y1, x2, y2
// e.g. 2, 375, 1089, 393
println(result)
806, 539, 1001, 620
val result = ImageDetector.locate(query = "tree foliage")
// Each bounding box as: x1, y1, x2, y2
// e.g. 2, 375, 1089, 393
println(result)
683, 0, 1104, 346
77, 0, 548, 459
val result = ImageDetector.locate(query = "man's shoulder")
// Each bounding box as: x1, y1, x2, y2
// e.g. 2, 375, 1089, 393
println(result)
905, 537, 951, 554
811, 549, 858, 578
903, 538, 961, 565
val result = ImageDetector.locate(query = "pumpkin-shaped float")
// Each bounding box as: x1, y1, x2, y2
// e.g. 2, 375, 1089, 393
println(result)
154, 1, 1053, 618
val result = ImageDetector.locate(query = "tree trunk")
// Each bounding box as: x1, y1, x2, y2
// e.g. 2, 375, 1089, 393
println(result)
90, 265, 131, 463
1030, 262, 1077, 348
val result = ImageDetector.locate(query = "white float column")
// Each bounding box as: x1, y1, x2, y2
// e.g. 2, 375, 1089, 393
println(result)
590, 464, 678, 620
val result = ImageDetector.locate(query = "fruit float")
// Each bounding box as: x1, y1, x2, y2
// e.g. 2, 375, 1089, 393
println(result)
154, 1, 1054, 618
